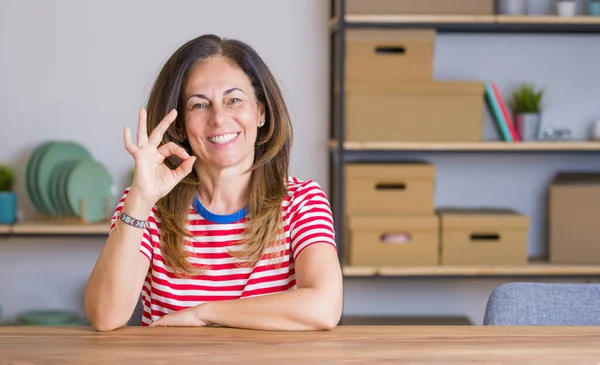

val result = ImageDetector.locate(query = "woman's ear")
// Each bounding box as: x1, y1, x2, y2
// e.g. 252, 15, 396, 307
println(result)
257, 103, 266, 127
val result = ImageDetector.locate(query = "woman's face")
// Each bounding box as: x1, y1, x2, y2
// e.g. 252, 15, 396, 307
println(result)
181, 56, 265, 171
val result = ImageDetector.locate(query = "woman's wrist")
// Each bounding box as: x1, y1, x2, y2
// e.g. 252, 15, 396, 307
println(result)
196, 302, 214, 326
122, 190, 156, 221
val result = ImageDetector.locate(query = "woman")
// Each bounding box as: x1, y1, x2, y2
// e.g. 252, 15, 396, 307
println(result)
84, 34, 342, 332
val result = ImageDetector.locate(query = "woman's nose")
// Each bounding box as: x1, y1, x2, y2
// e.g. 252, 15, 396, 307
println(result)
209, 105, 227, 126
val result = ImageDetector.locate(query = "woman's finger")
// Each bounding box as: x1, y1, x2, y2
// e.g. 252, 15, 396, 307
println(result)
148, 109, 178, 146
137, 108, 149, 146
173, 156, 196, 182
157, 142, 190, 162
123, 126, 138, 155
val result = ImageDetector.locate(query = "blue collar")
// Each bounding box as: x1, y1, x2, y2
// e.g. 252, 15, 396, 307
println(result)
192, 195, 247, 224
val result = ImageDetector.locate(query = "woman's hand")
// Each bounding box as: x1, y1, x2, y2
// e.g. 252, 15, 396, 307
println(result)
124, 108, 196, 205
149, 305, 210, 327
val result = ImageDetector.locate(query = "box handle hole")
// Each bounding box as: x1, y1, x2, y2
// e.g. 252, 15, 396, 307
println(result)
380, 233, 411, 244
470, 233, 500, 242
375, 46, 406, 55
375, 183, 406, 191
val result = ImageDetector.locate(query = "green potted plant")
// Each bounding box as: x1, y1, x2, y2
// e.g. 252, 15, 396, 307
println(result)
510, 83, 544, 141
0, 165, 17, 224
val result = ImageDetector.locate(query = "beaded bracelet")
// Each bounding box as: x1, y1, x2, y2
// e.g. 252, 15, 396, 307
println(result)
119, 212, 149, 229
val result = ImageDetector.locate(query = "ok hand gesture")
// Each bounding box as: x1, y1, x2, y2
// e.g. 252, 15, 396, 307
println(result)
123, 108, 196, 205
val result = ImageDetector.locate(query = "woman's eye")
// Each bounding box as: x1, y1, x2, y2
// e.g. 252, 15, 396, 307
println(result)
191, 103, 207, 110
229, 98, 241, 104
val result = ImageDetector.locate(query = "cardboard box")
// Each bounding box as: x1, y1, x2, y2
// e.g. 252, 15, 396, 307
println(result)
346, 0, 494, 15
346, 215, 439, 266
345, 81, 485, 142
345, 163, 435, 215
549, 173, 600, 264
346, 29, 435, 83
439, 208, 529, 266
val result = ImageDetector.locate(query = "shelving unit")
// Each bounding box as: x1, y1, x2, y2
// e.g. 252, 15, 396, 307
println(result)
328, 0, 600, 278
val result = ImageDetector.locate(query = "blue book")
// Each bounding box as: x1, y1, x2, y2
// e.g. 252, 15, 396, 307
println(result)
484, 82, 513, 142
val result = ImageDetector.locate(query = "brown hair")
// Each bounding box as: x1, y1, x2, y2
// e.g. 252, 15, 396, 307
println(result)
145, 34, 293, 277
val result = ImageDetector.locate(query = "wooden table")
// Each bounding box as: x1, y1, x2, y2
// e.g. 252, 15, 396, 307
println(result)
1, 326, 600, 364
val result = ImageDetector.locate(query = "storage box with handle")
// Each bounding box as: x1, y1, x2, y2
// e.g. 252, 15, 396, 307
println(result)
346, 215, 439, 267
438, 208, 529, 266
345, 162, 435, 215
345, 29, 435, 83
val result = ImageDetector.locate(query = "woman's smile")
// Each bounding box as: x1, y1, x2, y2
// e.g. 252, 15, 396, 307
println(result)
207, 132, 241, 145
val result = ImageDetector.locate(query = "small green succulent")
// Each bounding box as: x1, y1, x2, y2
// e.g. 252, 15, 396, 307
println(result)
511, 83, 544, 114
0, 165, 15, 192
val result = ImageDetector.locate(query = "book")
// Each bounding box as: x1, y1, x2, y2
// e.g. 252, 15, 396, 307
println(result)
491, 82, 520, 141
484, 82, 513, 142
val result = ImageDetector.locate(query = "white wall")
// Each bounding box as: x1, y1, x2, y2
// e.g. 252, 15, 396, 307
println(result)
1, 0, 600, 326
0, 0, 330, 324
0, 0, 330, 199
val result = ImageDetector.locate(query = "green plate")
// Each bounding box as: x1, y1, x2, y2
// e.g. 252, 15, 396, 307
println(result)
57, 160, 79, 217
17, 310, 80, 326
48, 160, 73, 217
35, 142, 92, 215
25, 142, 54, 214
66, 160, 115, 223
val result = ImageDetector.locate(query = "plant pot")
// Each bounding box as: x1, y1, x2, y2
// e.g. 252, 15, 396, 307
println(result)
590, 0, 600, 15
514, 113, 542, 141
497, 0, 527, 15
557, 1, 577, 16
0, 191, 17, 224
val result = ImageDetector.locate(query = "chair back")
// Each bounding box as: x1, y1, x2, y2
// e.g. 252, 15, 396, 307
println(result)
483, 282, 600, 325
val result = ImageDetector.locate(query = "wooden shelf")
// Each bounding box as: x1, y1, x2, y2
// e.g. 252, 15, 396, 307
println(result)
330, 140, 600, 152
495, 15, 600, 24
346, 14, 497, 24
333, 14, 600, 33
343, 262, 600, 277
345, 14, 600, 25
9, 221, 110, 236
0, 225, 11, 234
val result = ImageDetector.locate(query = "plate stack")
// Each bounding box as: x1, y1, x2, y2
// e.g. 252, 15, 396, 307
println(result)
17, 310, 83, 326
25, 141, 116, 223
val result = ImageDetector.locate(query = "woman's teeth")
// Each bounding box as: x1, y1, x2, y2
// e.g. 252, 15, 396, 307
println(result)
208, 133, 239, 144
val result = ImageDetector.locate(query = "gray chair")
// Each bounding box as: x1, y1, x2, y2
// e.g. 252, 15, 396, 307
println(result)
127, 297, 144, 326
483, 282, 600, 326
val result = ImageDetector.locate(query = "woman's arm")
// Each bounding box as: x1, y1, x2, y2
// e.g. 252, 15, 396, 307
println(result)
84, 193, 153, 332
85, 108, 195, 332
151, 243, 343, 330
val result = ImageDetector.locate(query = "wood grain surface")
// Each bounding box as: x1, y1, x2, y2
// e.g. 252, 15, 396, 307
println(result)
1, 326, 600, 364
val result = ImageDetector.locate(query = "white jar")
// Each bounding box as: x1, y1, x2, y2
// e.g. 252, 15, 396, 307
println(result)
591, 120, 600, 140
557, 0, 577, 16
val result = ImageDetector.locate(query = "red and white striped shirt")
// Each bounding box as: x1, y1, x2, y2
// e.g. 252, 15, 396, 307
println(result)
109, 176, 336, 326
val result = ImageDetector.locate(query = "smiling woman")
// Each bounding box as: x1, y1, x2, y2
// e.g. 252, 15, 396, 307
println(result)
183, 60, 264, 172
83, 34, 342, 332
